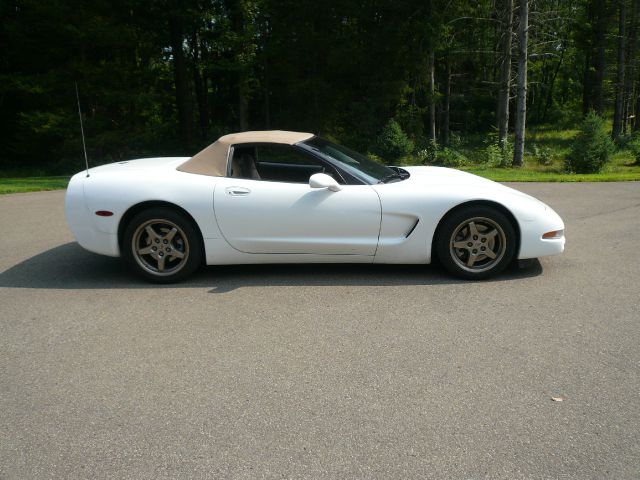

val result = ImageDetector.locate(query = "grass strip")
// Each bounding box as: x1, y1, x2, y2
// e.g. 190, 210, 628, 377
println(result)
0, 176, 70, 194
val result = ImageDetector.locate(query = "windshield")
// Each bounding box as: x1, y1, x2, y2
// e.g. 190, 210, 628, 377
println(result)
303, 137, 397, 184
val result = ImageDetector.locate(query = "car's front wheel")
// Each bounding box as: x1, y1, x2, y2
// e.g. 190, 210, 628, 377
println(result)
122, 207, 203, 283
435, 205, 516, 280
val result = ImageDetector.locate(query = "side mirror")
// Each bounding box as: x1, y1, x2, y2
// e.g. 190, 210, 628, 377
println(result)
309, 173, 342, 192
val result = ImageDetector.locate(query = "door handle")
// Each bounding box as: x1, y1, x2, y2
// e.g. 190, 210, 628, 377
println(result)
226, 186, 251, 196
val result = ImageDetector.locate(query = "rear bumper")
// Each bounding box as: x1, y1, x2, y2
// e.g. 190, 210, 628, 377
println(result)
65, 174, 121, 257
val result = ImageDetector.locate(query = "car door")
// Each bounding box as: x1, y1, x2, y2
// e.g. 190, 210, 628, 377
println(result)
213, 144, 381, 255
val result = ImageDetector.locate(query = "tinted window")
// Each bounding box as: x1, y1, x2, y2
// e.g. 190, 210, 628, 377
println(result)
231, 144, 343, 184
303, 137, 396, 184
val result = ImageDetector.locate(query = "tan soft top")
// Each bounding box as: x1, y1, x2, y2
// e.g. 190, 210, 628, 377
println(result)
177, 130, 314, 177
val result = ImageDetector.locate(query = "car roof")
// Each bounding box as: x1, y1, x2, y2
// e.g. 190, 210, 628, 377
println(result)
177, 130, 314, 177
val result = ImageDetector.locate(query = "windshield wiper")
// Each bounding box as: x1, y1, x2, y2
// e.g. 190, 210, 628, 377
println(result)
379, 167, 410, 183
378, 172, 402, 183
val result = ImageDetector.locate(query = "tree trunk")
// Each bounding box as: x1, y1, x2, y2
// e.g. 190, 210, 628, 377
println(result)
582, 50, 592, 115
497, 0, 514, 151
513, 0, 529, 167
230, 1, 250, 131
190, 33, 209, 141
582, 3, 594, 114
238, 82, 249, 131
635, 85, 640, 130
263, 53, 271, 129
169, 17, 193, 150
593, 4, 608, 115
429, 46, 436, 144
542, 47, 565, 122
612, 0, 627, 139
623, 0, 639, 133
442, 55, 451, 145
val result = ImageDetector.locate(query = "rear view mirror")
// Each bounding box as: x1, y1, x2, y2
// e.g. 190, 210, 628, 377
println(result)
309, 173, 342, 192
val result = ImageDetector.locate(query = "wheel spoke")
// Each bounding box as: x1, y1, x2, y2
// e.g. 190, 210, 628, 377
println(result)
453, 241, 470, 249
468, 222, 479, 237
165, 227, 178, 243
484, 228, 498, 239
466, 253, 478, 267
137, 245, 154, 255
145, 225, 160, 241
157, 255, 166, 272
170, 250, 185, 259
484, 248, 497, 259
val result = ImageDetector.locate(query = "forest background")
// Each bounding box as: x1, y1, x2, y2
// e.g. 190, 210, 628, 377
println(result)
2, 0, 640, 187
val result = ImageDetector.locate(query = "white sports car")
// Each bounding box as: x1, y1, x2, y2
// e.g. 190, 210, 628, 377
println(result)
65, 130, 565, 282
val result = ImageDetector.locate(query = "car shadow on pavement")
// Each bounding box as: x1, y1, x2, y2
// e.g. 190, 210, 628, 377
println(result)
0, 242, 543, 292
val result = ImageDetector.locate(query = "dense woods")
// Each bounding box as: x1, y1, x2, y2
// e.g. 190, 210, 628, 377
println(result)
2, 0, 640, 174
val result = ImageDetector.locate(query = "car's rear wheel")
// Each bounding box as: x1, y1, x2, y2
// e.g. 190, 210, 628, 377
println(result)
435, 205, 516, 280
122, 208, 203, 283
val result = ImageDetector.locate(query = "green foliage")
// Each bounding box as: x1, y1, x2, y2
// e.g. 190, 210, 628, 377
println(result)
628, 136, 640, 165
0, 0, 634, 176
0, 176, 69, 194
447, 132, 463, 150
415, 141, 438, 165
436, 148, 469, 168
372, 119, 415, 164
481, 144, 503, 167
478, 142, 511, 168
565, 112, 615, 173
531, 144, 554, 166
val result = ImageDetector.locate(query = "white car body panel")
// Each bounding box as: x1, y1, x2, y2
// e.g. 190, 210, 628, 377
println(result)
213, 177, 381, 255
65, 157, 565, 266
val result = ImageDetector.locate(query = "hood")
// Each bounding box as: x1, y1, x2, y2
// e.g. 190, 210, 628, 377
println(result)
401, 166, 548, 205
403, 166, 498, 186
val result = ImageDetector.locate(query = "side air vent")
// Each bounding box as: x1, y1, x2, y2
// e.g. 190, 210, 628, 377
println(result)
405, 219, 419, 238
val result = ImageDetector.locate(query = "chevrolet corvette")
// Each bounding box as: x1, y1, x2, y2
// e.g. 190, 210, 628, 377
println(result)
65, 130, 565, 282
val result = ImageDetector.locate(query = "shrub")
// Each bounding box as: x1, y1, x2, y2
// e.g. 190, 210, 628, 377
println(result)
482, 144, 503, 166
448, 132, 463, 149
565, 112, 615, 173
478, 142, 511, 167
532, 143, 554, 166
627, 136, 640, 164
436, 147, 469, 168
372, 119, 415, 163
416, 140, 438, 165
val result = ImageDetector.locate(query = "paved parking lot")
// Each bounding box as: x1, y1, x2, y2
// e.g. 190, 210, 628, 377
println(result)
1, 182, 639, 479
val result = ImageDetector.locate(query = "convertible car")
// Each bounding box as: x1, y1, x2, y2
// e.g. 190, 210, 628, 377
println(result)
65, 130, 565, 282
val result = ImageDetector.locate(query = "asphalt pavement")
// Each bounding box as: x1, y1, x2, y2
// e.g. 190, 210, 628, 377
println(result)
1, 182, 639, 479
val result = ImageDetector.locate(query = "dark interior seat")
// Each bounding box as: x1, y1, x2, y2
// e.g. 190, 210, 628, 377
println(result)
231, 150, 260, 180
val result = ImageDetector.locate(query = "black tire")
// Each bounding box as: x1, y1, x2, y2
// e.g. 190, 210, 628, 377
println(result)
122, 207, 203, 283
435, 205, 516, 280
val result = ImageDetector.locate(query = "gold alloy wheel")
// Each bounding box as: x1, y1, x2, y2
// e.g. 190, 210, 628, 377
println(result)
449, 216, 507, 273
131, 219, 190, 276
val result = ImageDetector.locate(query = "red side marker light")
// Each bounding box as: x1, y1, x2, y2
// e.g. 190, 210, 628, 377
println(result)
95, 210, 114, 217
542, 230, 563, 239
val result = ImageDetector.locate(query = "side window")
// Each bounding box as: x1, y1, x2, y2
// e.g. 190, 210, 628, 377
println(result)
257, 145, 314, 166
229, 146, 259, 180
230, 144, 343, 184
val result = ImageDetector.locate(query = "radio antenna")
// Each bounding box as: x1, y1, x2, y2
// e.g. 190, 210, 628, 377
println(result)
75, 82, 90, 177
